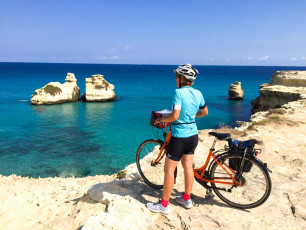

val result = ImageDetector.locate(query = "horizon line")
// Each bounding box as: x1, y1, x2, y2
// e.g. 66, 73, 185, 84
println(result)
0, 61, 306, 68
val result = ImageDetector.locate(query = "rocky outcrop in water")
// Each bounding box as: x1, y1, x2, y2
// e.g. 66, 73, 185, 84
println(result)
251, 71, 306, 113
83, 74, 117, 102
228, 81, 244, 100
31, 73, 80, 105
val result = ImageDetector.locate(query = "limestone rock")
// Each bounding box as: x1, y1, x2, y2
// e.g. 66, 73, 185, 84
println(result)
31, 73, 80, 105
86, 180, 129, 205
228, 81, 244, 100
270, 71, 306, 86
251, 71, 306, 113
84, 74, 117, 102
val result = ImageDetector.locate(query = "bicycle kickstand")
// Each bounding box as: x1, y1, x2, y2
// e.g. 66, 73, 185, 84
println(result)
205, 188, 214, 200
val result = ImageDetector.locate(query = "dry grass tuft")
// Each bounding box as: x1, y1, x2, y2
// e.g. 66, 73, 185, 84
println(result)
267, 108, 286, 115
247, 114, 300, 130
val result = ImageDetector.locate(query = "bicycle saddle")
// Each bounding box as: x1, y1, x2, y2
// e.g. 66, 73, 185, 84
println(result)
208, 132, 231, 140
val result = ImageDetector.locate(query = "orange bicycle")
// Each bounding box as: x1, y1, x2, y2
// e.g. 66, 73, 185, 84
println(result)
136, 126, 272, 209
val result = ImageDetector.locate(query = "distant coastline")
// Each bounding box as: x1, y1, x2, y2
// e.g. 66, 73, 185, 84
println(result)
1, 61, 306, 67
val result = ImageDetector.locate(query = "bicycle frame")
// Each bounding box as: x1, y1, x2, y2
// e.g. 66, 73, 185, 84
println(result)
151, 129, 172, 166
152, 130, 241, 186
193, 138, 241, 186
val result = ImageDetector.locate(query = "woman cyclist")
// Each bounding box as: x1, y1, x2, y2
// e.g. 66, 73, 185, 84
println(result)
147, 64, 208, 214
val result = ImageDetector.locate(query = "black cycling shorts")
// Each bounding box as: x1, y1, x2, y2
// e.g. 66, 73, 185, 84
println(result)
166, 134, 198, 161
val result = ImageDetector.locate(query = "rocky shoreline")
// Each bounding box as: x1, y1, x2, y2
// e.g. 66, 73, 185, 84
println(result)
1, 71, 305, 230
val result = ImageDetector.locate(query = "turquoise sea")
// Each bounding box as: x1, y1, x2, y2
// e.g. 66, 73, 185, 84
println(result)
1, 63, 305, 177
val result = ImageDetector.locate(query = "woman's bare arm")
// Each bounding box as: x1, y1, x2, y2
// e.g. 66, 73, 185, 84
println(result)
154, 110, 180, 124
196, 107, 208, 117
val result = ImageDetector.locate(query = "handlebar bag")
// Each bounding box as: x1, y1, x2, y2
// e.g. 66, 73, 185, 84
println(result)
150, 109, 171, 129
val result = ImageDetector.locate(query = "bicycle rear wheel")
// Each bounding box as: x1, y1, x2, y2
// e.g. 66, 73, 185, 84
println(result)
209, 153, 271, 209
136, 139, 165, 189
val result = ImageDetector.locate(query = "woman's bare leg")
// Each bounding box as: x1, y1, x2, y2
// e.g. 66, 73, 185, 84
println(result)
181, 154, 194, 195
162, 157, 179, 201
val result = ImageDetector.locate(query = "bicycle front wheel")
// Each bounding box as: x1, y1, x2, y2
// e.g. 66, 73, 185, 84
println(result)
136, 139, 165, 189
209, 153, 271, 209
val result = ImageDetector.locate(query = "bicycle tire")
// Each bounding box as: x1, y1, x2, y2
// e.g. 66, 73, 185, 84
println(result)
209, 153, 272, 209
136, 139, 165, 189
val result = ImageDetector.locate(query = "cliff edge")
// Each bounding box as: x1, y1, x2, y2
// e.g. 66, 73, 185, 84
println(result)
251, 71, 306, 113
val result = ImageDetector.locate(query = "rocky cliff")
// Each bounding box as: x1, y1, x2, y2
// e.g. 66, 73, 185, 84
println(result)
83, 75, 117, 102
31, 73, 80, 105
251, 71, 306, 113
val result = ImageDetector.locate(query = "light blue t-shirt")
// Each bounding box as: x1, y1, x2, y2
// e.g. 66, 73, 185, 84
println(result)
171, 86, 205, 138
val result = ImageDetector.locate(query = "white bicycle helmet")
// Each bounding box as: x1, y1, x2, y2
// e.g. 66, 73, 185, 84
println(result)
174, 64, 199, 81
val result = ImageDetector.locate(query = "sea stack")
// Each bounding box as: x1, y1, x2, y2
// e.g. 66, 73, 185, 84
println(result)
251, 71, 306, 113
228, 81, 244, 100
83, 74, 117, 102
31, 73, 80, 105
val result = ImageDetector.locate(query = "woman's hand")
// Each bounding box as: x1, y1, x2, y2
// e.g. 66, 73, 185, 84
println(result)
154, 110, 180, 125
154, 117, 162, 125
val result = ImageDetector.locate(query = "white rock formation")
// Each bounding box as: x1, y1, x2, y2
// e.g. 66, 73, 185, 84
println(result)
86, 180, 129, 205
84, 74, 116, 102
270, 71, 306, 86
251, 71, 306, 113
31, 73, 80, 105
228, 81, 244, 100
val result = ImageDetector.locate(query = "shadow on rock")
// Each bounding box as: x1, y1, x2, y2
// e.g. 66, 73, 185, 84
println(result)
189, 192, 250, 212
74, 172, 163, 206
71, 171, 249, 212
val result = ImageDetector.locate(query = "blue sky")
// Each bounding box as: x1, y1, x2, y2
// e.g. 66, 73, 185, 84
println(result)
0, 0, 305, 66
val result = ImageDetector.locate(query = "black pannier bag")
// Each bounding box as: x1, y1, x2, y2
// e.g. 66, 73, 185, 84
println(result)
228, 138, 256, 172
150, 109, 172, 129
229, 153, 253, 172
